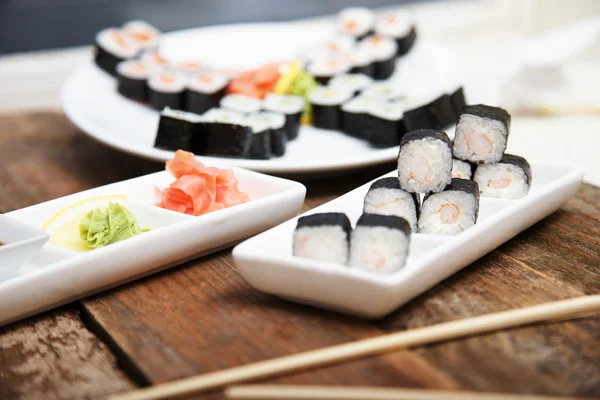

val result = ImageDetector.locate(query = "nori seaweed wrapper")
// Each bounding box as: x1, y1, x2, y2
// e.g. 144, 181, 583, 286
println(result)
403, 94, 456, 131
367, 177, 420, 208
249, 128, 272, 160
149, 90, 184, 111
186, 88, 226, 115
117, 75, 148, 101
94, 45, 123, 76
312, 104, 341, 130
199, 121, 253, 158
296, 213, 352, 236
154, 114, 193, 152
373, 57, 396, 80
500, 154, 532, 184
462, 104, 511, 133
396, 26, 417, 56
400, 129, 452, 149
449, 87, 466, 116
356, 213, 411, 237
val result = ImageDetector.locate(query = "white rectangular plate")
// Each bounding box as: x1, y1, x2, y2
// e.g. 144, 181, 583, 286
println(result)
1, 168, 306, 326
233, 161, 585, 319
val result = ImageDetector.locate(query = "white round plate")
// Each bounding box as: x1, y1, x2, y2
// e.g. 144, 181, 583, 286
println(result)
61, 20, 500, 174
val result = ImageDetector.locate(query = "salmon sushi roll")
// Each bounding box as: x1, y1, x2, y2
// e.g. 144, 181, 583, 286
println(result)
148, 71, 186, 110
94, 28, 140, 75
337, 7, 375, 40
375, 12, 417, 56
122, 20, 160, 50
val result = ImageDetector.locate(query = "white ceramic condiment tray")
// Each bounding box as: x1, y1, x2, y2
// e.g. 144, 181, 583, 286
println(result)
233, 161, 584, 319
0, 167, 305, 326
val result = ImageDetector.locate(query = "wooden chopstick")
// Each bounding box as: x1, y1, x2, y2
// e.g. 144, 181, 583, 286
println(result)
110, 295, 600, 400
225, 385, 587, 400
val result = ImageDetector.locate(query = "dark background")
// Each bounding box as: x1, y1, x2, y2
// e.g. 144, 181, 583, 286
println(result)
0, 0, 428, 55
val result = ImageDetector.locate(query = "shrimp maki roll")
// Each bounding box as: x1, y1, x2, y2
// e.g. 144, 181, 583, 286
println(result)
245, 114, 272, 160
453, 104, 511, 164
363, 177, 420, 232
220, 94, 262, 114
154, 108, 200, 151
473, 154, 531, 199
309, 86, 353, 130
262, 94, 305, 140
307, 57, 352, 85
358, 35, 398, 80
186, 72, 229, 115
148, 71, 186, 110
337, 7, 375, 40
293, 213, 352, 265
452, 158, 473, 180
116, 60, 151, 101
350, 213, 411, 273
419, 178, 479, 235
397, 129, 453, 193
122, 20, 160, 50
94, 28, 140, 75
375, 12, 417, 56
402, 93, 456, 131
200, 108, 253, 158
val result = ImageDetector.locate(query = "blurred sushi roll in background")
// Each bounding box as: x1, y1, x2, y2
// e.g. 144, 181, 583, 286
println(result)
141, 49, 170, 70
363, 177, 419, 232
337, 7, 375, 40
367, 99, 406, 147
452, 158, 473, 180
262, 94, 305, 140
245, 114, 272, 160
361, 81, 403, 102
201, 108, 253, 158
250, 112, 287, 157
374, 12, 417, 56
147, 71, 186, 110
116, 60, 152, 101
309, 86, 353, 130
94, 28, 140, 75
122, 20, 161, 50
329, 73, 373, 96
344, 47, 375, 77
321, 36, 355, 55
293, 212, 352, 265
453, 104, 511, 164
449, 87, 466, 116
307, 57, 352, 85
154, 108, 200, 151
186, 72, 229, 115
473, 154, 531, 199
340, 95, 376, 139
358, 35, 398, 80
398, 129, 453, 193
173, 61, 205, 75
220, 94, 262, 114
349, 213, 411, 273
418, 178, 480, 235
402, 93, 456, 131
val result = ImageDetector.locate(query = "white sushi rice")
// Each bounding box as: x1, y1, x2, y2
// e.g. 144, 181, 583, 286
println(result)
349, 226, 409, 273
398, 138, 453, 193
337, 7, 375, 37
359, 35, 398, 62
453, 114, 508, 164
263, 94, 305, 114
308, 57, 352, 78
203, 107, 246, 125
116, 60, 150, 80
368, 100, 404, 121
342, 47, 373, 69
322, 36, 356, 54
309, 86, 353, 106
147, 72, 186, 93
122, 20, 160, 49
473, 163, 530, 199
293, 226, 349, 265
187, 72, 229, 94
220, 94, 262, 114
96, 28, 140, 59
161, 107, 204, 122
361, 82, 402, 101
250, 112, 286, 130
375, 12, 414, 38
363, 188, 418, 231
452, 159, 473, 179
419, 191, 477, 235
141, 50, 170, 69
173, 61, 205, 74
329, 73, 373, 93
245, 114, 272, 134
341, 95, 376, 113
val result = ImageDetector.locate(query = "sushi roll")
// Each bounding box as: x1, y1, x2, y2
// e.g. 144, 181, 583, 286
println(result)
293, 213, 352, 265
340, 95, 376, 139
344, 47, 375, 77
115, 60, 151, 101
262, 94, 305, 140
322, 36, 356, 55
363, 177, 420, 232
453, 104, 511, 164
141, 50, 170, 70
154, 108, 200, 151
375, 13, 417, 56
173, 61, 205, 75
358, 35, 398, 80
452, 158, 473, 180
248, 112, 287, 157
349, 213, 411, 273
245, 114, 272, 160
200, 108, 253, 158
473, 154, 531, 199
361, 81, 402, 101
309, 86, 353, 131
337, 7, 375, 40
367, 99, 406, 147
147, 71, 186, 110
220, 94, 262, 115
449, 86, 466, 116
418, 178, 480, 235
307, 57, 352, 85
402, 93, 456, 131
122, 20, 160, 50
94, 28, 140, 75
397, 129, 453, 193
329, 73, 373, 95
186, 72, 229, 115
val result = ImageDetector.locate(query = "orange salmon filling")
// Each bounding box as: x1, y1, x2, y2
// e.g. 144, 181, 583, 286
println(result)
344, 20, 358, 32
130, 31, 152, 42
159, 75, 176, 84
112, 30, 128, 48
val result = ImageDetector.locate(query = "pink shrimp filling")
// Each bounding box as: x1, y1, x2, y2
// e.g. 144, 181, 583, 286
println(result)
440, 203, 459, 224
466, 130, 493, 156
489, 177, 511, 189
409, 156, 432, 182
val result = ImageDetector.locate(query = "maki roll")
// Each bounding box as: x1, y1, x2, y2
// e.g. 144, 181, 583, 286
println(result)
116, 60, 151, 101
340, 95, 376, 139
154, 108, 200, 152
147, 71, 186, 110
245, 114, 272, 160
322, 36, 355, 55
186, 72, 229, 115
449, 86, 466, 116
309, 86, 353, 130
122, 20, 160, 50
349, 213, 411, 273
452, 158, 473, 180
344, 47, 375, 77
307, 57, 351, 85
220, 94, 262, 114
201, 108, 253, 158
419, 178, 480, 235
329, 73, 373, 95
248, 112, 287, 157
375, 13, 417, 56
361, 81, 402, 101
397, 129, 453, 193
367, 99, 406, 147
473, 154, 531, 199
363, 177, 420, 232
293, 213, 352, 265
94, 28, 140, 75
358, 35, 398, 80
453, 104, 511, 164
402, 93, 456, 131
263, 94, 305, 140
337, 7, 375, 40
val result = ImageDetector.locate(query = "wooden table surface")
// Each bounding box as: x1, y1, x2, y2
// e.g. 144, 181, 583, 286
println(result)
0, 112, 599, 400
